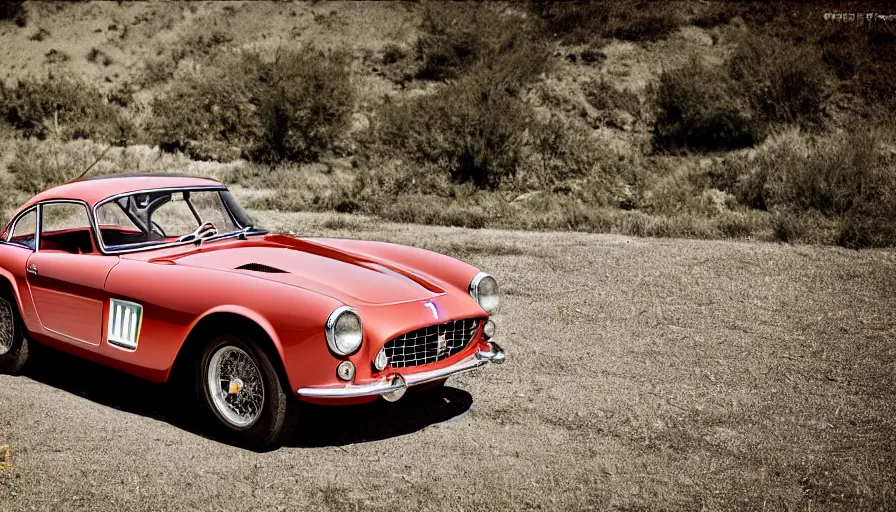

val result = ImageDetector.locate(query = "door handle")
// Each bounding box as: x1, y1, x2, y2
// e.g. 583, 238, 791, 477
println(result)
26, 264, 38, 276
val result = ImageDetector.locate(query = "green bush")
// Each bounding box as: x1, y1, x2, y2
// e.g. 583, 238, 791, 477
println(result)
0, 75, 133, 143
416, 6, 485, 80
149, 49, 353, 163
653, 60, 758, 152
729, 35, 829, 128
370, 3, 550, 189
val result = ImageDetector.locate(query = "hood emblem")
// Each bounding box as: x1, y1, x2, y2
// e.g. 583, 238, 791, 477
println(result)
424, 301, 438, 319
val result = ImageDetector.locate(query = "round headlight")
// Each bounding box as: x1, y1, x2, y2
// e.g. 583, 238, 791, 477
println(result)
469, 272, 500, 313
325, 306, 363, 356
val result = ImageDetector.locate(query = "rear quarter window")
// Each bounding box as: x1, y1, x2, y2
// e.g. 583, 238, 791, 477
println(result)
8, 209, 37, 250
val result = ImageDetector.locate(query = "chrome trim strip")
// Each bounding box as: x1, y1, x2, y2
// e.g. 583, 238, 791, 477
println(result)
296, 342, 505, 399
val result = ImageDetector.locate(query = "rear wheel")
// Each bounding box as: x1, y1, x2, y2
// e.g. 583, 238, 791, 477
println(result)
195, 333, 298, 450
0, 287, 29, 374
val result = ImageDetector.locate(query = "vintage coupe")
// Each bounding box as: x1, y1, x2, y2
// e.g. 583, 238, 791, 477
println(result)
0, 175, 504, 448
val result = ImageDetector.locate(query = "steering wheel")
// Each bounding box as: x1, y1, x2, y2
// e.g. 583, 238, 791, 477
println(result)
178, 222, 218, 243
151, 220, 167, 238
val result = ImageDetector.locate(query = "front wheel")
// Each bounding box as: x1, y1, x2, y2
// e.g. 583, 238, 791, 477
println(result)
195, 333, 298, 450
0, 288, 29, 374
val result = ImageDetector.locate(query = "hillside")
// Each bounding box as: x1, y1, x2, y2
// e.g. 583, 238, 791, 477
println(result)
0, 1, 894, 247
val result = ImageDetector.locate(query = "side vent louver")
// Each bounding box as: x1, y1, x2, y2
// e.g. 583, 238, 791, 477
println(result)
235, 263, 288, 274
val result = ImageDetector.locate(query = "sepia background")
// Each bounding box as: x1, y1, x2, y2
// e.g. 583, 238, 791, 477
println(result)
0, 1, 894, 510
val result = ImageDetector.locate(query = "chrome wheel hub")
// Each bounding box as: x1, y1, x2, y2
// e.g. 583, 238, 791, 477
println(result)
0, 297, 13, 356
207, 346, 264, 428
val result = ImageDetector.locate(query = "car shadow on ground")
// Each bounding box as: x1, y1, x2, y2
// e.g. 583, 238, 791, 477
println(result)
284, 385, 474, 448
21, 344, 474, 450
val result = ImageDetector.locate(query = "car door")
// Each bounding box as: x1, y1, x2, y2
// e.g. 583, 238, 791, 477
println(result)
26, 201, 118, 347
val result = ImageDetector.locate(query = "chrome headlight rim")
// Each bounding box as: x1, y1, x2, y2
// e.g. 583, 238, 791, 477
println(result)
469, 271, 499, 313
325, 306, 363, 356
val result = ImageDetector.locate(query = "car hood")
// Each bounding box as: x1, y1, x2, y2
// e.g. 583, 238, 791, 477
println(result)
143, 237, 445, 306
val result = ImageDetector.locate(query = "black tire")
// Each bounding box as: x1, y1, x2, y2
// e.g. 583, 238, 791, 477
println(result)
194, 332, 299, 450
0, 286, 29, 374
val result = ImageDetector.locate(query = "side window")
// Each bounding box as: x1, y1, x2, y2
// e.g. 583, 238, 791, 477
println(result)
9, 209, 36, 250
40, 203, 94, 254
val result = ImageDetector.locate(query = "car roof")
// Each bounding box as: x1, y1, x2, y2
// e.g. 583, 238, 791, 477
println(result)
18, 174, 225, 212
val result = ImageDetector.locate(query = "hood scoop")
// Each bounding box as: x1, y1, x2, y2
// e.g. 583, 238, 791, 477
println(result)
235, 263, 288, 274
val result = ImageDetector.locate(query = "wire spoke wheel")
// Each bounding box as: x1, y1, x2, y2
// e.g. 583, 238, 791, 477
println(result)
206, 346, 265, 428
0, 297, 14, 356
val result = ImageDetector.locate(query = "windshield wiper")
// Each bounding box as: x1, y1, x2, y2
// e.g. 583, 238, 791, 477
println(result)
205, 226, 267, 244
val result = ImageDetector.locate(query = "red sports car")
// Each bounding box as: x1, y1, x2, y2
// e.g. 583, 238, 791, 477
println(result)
0, 175, 504, 448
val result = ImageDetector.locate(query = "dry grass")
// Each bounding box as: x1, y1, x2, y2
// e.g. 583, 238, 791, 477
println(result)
0, 2, 893, 248
1, 216, 894, 510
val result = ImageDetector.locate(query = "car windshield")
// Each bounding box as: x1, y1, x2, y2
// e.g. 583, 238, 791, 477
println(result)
94, 188, 260, 252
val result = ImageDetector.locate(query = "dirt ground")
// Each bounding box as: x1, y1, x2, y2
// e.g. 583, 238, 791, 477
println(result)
1, 213, 895, 511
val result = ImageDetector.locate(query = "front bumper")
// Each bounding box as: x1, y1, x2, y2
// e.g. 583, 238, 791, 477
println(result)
296, 341, 505, 401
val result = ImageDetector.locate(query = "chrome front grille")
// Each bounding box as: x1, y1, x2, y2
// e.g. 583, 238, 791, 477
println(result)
383, 319, 479, 369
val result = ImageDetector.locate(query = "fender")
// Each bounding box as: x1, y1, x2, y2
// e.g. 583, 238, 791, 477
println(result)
0, 266, 23, 310
185, 304, 286, 364
0, 250, 36, 331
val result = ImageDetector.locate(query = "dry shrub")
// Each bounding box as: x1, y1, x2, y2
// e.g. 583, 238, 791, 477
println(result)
584, 80, 642, 118
374, 18, 549, 190
0, 75, 134, 143
6, 139, 102, 195
654, 33, 830, 153
416, 3, 545, 81
530, 1, 682, 44
710, 128, 896, 248
0, 1, 26, 26
819, 23, 896, 111
729, 35, 829, 128
373, 76, 529, 189
149, 49, 353, 163
653, 60, 758, 153
368, 3, 551, 189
